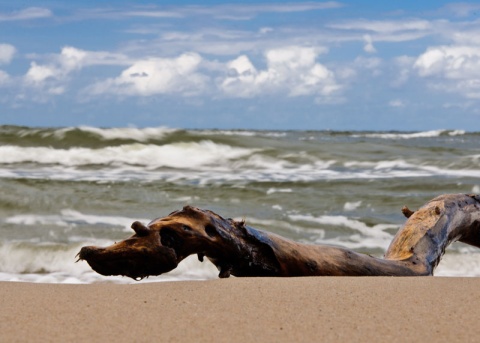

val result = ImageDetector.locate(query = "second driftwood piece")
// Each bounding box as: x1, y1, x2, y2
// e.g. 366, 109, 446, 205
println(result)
78, 193, 480, 279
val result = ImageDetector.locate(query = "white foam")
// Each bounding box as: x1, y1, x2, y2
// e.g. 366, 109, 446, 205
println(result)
0, 141, 254, 169
0, 240, 218, 284
344, 201, 362, 211
77, 126, 177, 141
244, 217, 326, 238
5, 209, 144, 231
435, 252, 480, 277
198, 130, 287, 138
266, 188, 293, 195
2, 159, 480, 184
2, 141, 480, 184
356, 130, 460, 139
289, 214, 397, 250
0, 241, 94, 275
448, 130, 466, 136
289, 214, 397, 237
14, 126, 176, 141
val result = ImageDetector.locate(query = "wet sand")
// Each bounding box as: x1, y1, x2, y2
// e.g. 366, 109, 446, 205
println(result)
0, 277, 478, 342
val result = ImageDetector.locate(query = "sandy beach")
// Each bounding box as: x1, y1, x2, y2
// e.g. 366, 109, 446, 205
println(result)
1, 277, 478, 342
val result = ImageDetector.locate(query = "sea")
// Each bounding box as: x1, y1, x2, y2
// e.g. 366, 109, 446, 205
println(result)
1, 125, 479, 283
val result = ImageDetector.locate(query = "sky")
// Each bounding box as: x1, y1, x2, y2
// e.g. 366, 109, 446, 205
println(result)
1, 1, 480, 130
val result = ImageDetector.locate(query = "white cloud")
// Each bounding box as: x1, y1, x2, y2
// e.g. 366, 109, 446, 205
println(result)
414, 45, 480, 98
363, 34, 376, 53
353, 56, 382, 76
391, 55, 415, 87
23, 46, 132, 95
259, 27, 273, 35
449, 28, 480, 45
0, 7, 52, 21
0, 70, 9, 85
441, 3, 480, 17
24, 47, 86, 88
124, 10, 183, 18
215, 2, 343, 14
25, 62, 57, 85
79, 2, 342, 22
182, 2, 343, 20
328, 19, 431, 34
0, 44, 16, 64
59, 47, 88, 72
325, 18, 435, 45
414, 46, 480, 78
219, 46, 340, 100
89, 53, 207, 96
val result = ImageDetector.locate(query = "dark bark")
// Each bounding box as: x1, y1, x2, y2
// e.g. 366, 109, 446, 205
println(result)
78, 193, 480, 279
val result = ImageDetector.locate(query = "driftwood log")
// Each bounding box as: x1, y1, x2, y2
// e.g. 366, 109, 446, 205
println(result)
78, 194, 480, 280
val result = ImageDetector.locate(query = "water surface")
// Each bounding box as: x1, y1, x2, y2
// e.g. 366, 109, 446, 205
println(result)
1, 126, 479, 283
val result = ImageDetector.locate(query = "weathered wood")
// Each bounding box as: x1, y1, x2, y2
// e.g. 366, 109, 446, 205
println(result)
77, 193, 480, 279
385, 193, 480, 274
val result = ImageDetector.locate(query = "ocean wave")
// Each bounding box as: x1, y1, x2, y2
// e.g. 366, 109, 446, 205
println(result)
288, 213, 398, 250
1, 208, 219, 283
5, 209, 142, 231
289, 214, 397, 238
0, 125, 181, 149
433, 250, 480, 277
75, 126, 178, 141
0, 242, 218, 283
12, 125, 177, 141
355, 129, 466, 139
196, 130, 288, 138
0, 241, 477, 283
0, 141, 255, 169
2, 159, 480, 183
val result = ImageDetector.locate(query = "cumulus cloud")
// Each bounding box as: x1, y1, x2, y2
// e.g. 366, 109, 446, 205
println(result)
414, 46, 480, 78
414, 45, 480, 98
23, 46, 131, 97
88, 53, 207, 96
25, 62, 57, 85
219, 46, 341, 100
84, 46, 342, 102
0, 44, 16, 64
24, 47, 86, 92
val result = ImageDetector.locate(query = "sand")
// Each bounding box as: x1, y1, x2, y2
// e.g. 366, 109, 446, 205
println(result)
0, 277, 478, 342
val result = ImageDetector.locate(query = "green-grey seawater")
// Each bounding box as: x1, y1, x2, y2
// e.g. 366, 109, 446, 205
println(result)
0, 126, 479, 282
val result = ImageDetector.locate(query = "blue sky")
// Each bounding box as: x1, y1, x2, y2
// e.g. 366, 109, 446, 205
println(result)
1, 1, 480, 130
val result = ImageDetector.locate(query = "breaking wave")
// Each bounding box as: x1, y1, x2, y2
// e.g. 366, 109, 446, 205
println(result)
355, 129, 466, 139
